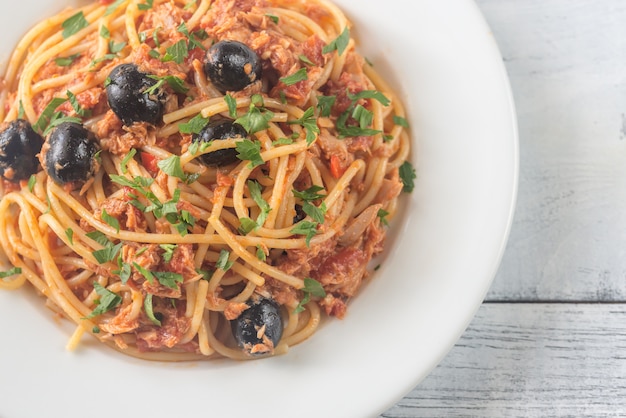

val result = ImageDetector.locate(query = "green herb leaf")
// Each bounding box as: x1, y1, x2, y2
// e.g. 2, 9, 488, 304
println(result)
179, 113, 209, 134
118, 262, 132, 284
225, 94, 237, 118
303, 201, 326, 224
86, 230, 112, 247
42, 114, 83, 136
159, 244, 177, 263
27, 174, 36, 192
316, 95, 336, 117
65, 228, 74, 245
66, 90, 91, 117
33, 97, 67, 134
133, 262, 155, 284
393, 115, 409, 128
279, 68, 308, 86
101, 209, 120, 233
85, 282, 122, 318
92, 242, 123, 264
161, 39, 188, 64
104, 0, 125, 16
265, 13, 279, 23
298, 54, 314, 65
256, 245, 266, 261
143, 293, 161, 326
120, 148, 137, 174
18, 101, 25, 119
55, 53, 81, 67
294, 277, 326, 313
0, 267, 22, 279
235, 103, 274, 135
62, 12, 89, 38
137, 0, 154, 10
216, 249, 233, 271
322, 26, 350, 56
109, 40, 127, 54
157, 155, 186, 181
235, 139, 264, 168
399, 161, 416, 193
153, 271, 184, 289
145, 75, 188, 95
247, 180, 271, 227
287, 106, 319, 145
290, 221, 318, 247
293, 185, 325, 202
377, 208, 390, 226
100, 25, 111, 39
238, 217, 258, 235
347, 90, 391, 107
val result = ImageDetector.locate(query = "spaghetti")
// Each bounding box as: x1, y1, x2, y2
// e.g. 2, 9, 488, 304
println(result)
0, 0, 412, 361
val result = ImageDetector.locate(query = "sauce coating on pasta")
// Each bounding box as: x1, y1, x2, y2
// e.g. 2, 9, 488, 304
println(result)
0, 0, 413, 360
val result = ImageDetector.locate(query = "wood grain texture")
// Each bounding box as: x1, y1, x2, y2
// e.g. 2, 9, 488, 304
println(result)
478, 0, 626, 301
383, 1, 626, 416
382, 304, 626, 417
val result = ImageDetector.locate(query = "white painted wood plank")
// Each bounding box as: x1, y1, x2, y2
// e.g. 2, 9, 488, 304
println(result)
475, 0, 626, 301
381, 303, 626, 417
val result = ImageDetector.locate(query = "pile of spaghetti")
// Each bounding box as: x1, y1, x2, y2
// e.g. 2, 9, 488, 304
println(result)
0, 0, 412, 360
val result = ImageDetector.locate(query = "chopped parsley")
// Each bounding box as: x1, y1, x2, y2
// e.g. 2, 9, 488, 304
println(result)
290, 221, 318, 247
92, 242, 123, 264
55, 53, 81, 67
101, 208, 120, 233
104, 0, 125, 16
85, 282, 122, 318
303, 202, 327, 224
66, 90, 91, 117
294, 278, 326, 314
159, 244, 177, 263
235, 102, 274, 135
62, 12, 89, 39
322, 27, 350, 56
100, 25, 111, 39
393, 115, 410, 128
154, 271, 184, 289
0, 267, 22, 279
293, 185, 326, 202
32, 97, 67, 134
65, 228, 74, 245
287, 106, 319, 145
137, 0, 154, 10
235, 139, 264, 168
179, 113, 209, 135
143, 294, 161, 326
279, 68, 308, 86
298, 54, 314, 65
377, 209, 390, 226
120, 148, 137, 174
256, 245, 267, 261
316, 95, 336, 118
216, 249, 234, 271
225, 94, 238, 118
145, 75, 188, 95
157, 155, 186, 181
27, 174, 36, 192
399, 161, 416, 193
265, 13, 279, 24
161, 39, 188, 64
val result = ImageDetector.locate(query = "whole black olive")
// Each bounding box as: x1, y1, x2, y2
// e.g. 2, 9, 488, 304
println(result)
0, 119, 43, 182
42, 122, 100, 186
231, 297, 283, 355
193, 119, 247, 167
105, 63, 165, 126
203, 40, 262, 93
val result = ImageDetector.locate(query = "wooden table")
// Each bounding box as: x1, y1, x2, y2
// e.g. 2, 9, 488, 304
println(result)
383, 1, 626, 416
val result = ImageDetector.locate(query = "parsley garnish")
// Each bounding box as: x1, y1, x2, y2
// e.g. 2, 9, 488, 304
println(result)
235, 139, 264, 168
32, 97, 67, 134
86, 230, 112, 247
279, 68, 308, 86
177, 22, 208, 51
18, 101, 25, 119
157, 155, 186, 181
92, 242, 123, 264
62, 12, 89, 39
287, 106, 319, 145
216, 250, 233, 271
85, 282, 122, 318
377, 209, 390, 226
55, 53, 81, 67
322, 27, 350, 56
101, 208, 120, 233
133, 262, 155, 284
293, 185, 326, 202
145, 75, 188, 95
348, 90, 391, 106
316, 95, 336, 117
290, 221, 318, 247
294, 278, 326, 313
238, 218, 258, 235
100, 25, 110, 39
161, 39, 188, 64
27, 175, 36, 192
65, 228, 74, 245
256, 245, 267, 261
0, 267, 22, 279
235, 102, 274, 134
303, 201, 326, 224
225, 94, 237, 118
393, 115, 410, 128
120, 148, 136, 174
179, 113, 209, 134
109, 40, 127, 54
154, 271, 184, 289
159, 244, 177, 262
67, 90, 91, 117
298, 54, 314, 65
265, 13, 279, 23
144, 294, 161, 326
104, 0, 125, 16
399, 161, 416, 193
137, 0, 154, 10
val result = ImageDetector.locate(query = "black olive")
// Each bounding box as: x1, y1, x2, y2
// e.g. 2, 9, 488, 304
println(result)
192, 119, 247, 167
203, 40, 262, 93
231, 297, 283, 355
105, 63, 165, 126
0, 119, 43, 182
42, 122, 100, 186
293, 204, 306, 224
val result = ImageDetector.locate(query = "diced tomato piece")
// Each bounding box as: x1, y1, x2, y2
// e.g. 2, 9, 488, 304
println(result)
140, 152, 159, 175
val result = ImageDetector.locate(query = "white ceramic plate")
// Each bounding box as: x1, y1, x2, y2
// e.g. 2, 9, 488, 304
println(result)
0, 1, 518, 417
